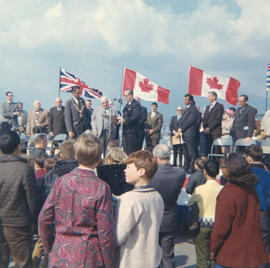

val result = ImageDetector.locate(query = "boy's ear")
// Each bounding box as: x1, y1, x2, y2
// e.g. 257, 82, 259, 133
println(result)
138, 168, 146, 177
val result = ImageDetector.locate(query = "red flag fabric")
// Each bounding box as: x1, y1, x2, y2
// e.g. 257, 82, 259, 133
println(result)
188, 66, 240, 105
122, 67, 170, 104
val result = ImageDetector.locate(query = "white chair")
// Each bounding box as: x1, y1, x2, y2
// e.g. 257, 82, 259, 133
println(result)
261, 139, 270, 154
208, 136, 234, 159
234, 138, 257, 153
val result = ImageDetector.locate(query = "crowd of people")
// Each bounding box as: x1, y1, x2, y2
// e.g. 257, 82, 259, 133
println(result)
0, 87, 270, 268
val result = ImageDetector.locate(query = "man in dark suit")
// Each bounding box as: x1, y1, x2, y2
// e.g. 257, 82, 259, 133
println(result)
202, 91, 224, 155
179, 94, 199, 173
170, 106, 188, 168
49, 97, 67, 138
85, 99, 93, 130
230, 94, 256, 142
150, 144, 185, 268
65, 86, 87, 139
118, 89, 141, 155
145, 102, 163, 151
134, 97, 147, 150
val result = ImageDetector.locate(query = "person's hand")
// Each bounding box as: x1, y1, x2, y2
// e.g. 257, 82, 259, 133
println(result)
68, 131, 75, 138
204, 128, 210, 134
117, 116, 125, 123
93, 130, 98, 136
49, 132, 54, 137
13, 111, 20, 116
261, 130, 267, 139
245, 137, 251, 143
148, 129, 154, 135
210, 252, 215, 260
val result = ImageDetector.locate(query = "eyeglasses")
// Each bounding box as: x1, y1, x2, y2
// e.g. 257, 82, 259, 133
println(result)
177, 109, 182, 111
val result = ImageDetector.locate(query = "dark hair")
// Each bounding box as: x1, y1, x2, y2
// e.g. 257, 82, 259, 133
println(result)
124, 89, 133, 96
5, 91, 12, 96
34, 134, 47, 145
127, 150, 158, 180
204, 159, 219, 178
71, 86, 81, 93
195, 157, 206, 170
229, 107, 236, 112
151, 102, 158, 106
240, 94, 248, 101
0, 131, 20, 154
245, 144, 263, 162
17, 101, 23, 106
262, 155, 270, 171
184, 94, 193, 102
209, 91, 217, 99
44, 157, 57, 171
225, 153, 258, 187
0, 122, 12, 133
33, 154, 46, 168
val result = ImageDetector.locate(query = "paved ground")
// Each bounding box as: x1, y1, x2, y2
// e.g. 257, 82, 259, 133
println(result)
175, 235, 196, 267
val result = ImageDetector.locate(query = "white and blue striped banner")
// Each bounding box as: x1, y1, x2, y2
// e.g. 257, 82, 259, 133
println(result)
267, 63, 270, 91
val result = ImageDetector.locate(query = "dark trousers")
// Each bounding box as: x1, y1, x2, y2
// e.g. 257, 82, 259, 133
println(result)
0, 225, 32, 268
183, 135, 197, 172
100, 129, 110, 156
137, 129, 145, 150
172, 144, 188, 168
205, 134, 221, 156
159, 232, 176, 268
123, 133, 138, 155
195, 227, 214, 268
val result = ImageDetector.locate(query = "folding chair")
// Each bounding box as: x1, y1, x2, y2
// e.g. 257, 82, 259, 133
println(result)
261, 139, 270, 155
208, 136, 233, 159
234, 138, 257, 153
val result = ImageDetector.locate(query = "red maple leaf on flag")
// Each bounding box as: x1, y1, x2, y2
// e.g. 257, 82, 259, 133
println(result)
207, 76, 223, 90
139, 78, 154, 93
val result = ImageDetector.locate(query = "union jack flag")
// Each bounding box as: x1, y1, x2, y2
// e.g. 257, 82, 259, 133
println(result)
267, 63, 270, 91
59, 68, 103, 99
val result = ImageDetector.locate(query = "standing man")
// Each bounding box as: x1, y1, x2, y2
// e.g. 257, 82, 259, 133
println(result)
170, 106, 188, 168
0, 131, 41, 267
1, 91, 19, 131
230, 94, 256, 142
17, 102, 28, 134
92, 96, 117, 155
179, 94, 199, 173
202, 91, 224, 155
118, 89, 141, 155
134, 96, 147, 150
65, 86, 87, 139
27, 100, 49, 136
145, 102, 163, 151
150, 144, 186, 268
49, 97, 67, 137
85, 99, 93, 131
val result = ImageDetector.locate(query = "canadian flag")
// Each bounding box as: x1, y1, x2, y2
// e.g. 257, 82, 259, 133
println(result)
188, 66, 240, 105
122, 67, 170, 104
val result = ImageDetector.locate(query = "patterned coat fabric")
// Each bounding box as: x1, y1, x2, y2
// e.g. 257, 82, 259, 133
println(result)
38, 167, 116, 268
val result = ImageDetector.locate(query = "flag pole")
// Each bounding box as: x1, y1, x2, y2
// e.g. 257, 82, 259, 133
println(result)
266, 90, 268, 112
58, 67, 61, 98
119, 67, 125, 112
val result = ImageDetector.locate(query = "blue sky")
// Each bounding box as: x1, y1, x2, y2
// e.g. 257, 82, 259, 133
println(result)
0, 0, 269, 118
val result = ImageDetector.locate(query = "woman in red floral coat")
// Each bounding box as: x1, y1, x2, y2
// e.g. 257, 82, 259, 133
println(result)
38, 133, 116, 267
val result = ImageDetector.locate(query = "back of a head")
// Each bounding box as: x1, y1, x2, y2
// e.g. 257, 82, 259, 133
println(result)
59, 140, 75, 160
127, 150, 158, 180
195, 157, 206, 170
33, 154, 47, 169
245, 144, 263, 162
34, 134, 47, 146
0, 131, 20, 155
225, 153, 258, 186
204, 159, 219, 178
74, 133, 103, 166
44, 157, 58, 172
153, 144, 171, 160
104, 147, 127, 165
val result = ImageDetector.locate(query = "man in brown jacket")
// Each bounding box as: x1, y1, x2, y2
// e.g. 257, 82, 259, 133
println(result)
145, 102, 163, 151
0, 130, 41, 267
